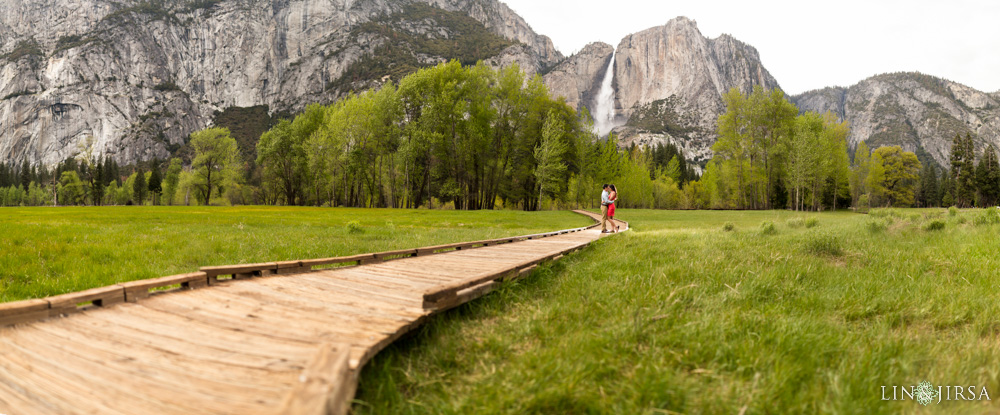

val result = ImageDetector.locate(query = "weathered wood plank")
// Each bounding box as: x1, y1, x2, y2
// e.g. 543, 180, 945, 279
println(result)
45, 285, 125, 317
120, 272, 209, 302
300, 254, 375, 268
279, 343, 353, 415
0, 298, 50, 327
201, 262, 279, 283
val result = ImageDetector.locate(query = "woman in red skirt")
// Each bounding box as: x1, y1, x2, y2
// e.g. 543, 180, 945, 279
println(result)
608, 184, 620, 232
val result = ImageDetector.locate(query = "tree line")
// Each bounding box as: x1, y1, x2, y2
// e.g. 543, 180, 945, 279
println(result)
2, 67, 998, 211
676, 87, 998, 210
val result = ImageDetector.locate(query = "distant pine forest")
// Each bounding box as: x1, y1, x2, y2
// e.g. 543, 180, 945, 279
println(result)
1, 62, 998, 210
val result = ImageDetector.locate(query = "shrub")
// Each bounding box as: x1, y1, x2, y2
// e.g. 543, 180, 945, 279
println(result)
957, 216, 967, 224
973, 208, 1000, 226
722, 222, 735, 232
866, 218, 888, 234
908, 213, 922, 223
949, 206, 958, 217
786, 218, 804, 228
760, 221, 777, 236
346, 220, 364, 234
856, 194, 870, 213
805, 233, 844, 257
924, 220, 946, 231
805, 218, 819, 228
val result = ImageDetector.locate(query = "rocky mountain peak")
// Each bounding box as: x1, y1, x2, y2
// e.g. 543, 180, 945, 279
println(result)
610, 17, 780, 163
793, 72, 1000, 169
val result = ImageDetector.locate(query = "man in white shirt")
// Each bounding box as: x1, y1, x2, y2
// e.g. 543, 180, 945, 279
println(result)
600, 184, 611, 233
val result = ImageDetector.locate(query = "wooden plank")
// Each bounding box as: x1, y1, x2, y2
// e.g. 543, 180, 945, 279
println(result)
28, 322, 300, 390
415, 241, 476, 256
120, 272, 209, 302
423, 250, 571, 303
2, 332, 279, 414
423, 268, 516, 303
276, 275, 424, 308
10, 326, 291, 409
0, 375, 61, 414
89, 305, 320, 359
52, 312, 310, 373
0, 298, 50, 327
277, 265, 311, 275
201, 262, 279, 279
45, 285, 125, 317
136, 296, 386, 346
429, 280, 500, 311
373, 248, 418, 261
153, 286, 424, 337
279, 343, 354, 415
300, 254, 374, 268
0, 348, 141, 415
213, 280, 426, 323
277, 260, 304, 269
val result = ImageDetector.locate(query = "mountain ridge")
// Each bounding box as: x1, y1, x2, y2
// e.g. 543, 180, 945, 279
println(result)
2, 3, 995, 171
0, 0, 561, 166
791, 71, 1000, 169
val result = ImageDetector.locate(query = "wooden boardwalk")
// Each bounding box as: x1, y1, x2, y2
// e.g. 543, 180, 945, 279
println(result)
0, 210, 624, 414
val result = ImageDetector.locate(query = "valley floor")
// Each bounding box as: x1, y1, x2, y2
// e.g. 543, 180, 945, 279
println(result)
354, 208, 1000, 414
0, 207, 590, 302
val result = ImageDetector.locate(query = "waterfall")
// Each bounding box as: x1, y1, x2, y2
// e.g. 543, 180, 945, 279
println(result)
593, 50, 619, 137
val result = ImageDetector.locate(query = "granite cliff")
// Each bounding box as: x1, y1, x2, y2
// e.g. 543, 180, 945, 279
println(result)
0, 0, 561, 166
542, 17, 781, 164
792, 72, 1000, 169
4, 3, 992, 171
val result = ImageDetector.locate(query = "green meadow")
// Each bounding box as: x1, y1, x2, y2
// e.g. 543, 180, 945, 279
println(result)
354, 208, 1000, 414
0, 207, 590, 302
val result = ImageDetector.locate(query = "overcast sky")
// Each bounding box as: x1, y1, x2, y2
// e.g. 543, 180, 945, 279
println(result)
501, 0, 1000, 95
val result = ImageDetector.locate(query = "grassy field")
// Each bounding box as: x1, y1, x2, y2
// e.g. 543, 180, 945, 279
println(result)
354, 207, 1000, 414
0, 207, 591, 302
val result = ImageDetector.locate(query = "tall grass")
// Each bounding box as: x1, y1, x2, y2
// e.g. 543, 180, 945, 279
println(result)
355, 208, 1000, 414
0, 207, 590, 302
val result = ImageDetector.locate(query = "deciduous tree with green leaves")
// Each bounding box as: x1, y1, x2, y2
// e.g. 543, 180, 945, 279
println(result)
869, 146, 921, 207
162, 158, 182, 206
191, 127, 241, 205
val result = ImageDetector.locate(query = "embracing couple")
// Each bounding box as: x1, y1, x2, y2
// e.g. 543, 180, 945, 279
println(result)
600, 184, 620, 233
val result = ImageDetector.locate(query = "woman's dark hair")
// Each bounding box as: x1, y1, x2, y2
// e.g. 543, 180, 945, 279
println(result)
610, 184, 617, 192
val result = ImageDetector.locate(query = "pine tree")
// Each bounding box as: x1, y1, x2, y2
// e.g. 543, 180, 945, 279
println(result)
133, 168, 147, 205
941, 174, 955, 207
950, 133, 977, 207
534, 111, 569, 203
977, 146, 1000, 206
90, 160, 105, 206
148, 163, 163, 205
917, 163, 938, 207
20, 160, 30, 192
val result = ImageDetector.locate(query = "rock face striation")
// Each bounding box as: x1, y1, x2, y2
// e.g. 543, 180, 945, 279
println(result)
5, 3, 994, 171
792, 72, 1000, 169
542, 17, 780, 164
0, 0, 561, 166
541, 42, 613, 115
